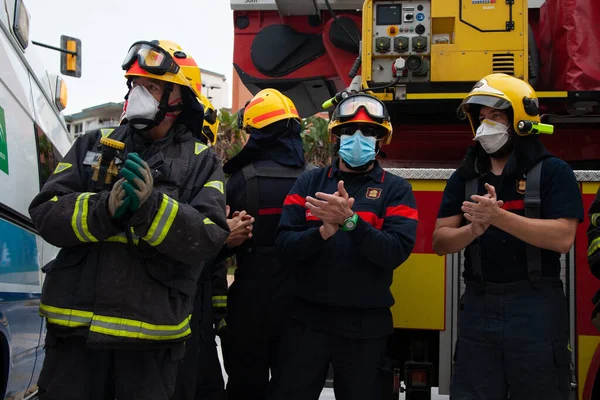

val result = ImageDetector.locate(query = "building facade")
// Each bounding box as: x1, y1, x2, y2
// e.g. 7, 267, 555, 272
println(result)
65, 102, 123, 139
201, 68, 229, 111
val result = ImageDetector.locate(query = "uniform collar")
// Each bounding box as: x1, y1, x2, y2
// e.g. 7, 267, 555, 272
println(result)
327, 158, 386, 183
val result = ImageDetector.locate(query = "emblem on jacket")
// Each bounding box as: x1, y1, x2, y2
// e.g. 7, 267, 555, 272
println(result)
516, 178, 526, 194
366, 187, 382, 199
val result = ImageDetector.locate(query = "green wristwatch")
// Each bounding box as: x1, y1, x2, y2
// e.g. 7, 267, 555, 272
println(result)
340, 213, 359, 232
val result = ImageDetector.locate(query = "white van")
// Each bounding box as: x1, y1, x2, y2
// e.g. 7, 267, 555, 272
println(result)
0, 0, 81, 397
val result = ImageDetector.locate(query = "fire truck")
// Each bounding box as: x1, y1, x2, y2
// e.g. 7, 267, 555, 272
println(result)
229, 0, 600, 398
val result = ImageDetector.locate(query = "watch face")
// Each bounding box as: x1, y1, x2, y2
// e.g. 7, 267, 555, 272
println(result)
345, 220, 356, 230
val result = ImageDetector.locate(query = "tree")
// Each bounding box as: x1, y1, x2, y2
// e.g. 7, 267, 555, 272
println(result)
301, 115, 332, 166
214, 109, 247, 165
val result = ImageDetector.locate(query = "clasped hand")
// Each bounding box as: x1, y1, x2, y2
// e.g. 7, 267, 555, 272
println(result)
225, 205, 255, 248
461, 183, 505, 237
305, 181, 355, 240
108, 152, 154, 218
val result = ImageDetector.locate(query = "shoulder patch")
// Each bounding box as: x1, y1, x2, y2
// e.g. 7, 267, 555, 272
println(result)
366, 187, 382, 200
516, 178, 526, 194
195, 142, 208, 155
53, 162, 72, 174
100, 128, 115, 138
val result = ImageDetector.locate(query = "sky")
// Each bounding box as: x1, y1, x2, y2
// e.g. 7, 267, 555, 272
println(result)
26, 0, 234, 115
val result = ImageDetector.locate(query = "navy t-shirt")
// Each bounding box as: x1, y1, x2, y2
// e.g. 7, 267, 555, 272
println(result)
437, 157, 584, 283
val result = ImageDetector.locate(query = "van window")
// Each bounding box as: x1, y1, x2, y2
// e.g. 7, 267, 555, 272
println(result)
35, 124, 63, 189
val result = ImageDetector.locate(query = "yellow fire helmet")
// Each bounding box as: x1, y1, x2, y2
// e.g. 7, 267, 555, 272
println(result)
328, 94, 393, 145
457, 73, 547, 136
200, 94, 219, 146
242, 89, 300, 130
122, 40, 203, 101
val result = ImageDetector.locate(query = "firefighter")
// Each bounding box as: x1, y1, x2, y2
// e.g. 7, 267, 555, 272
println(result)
267, 93, 418, 400
432, 73, 583, 400
586, 188, 600, 332
220, 88, 313, 400
170, 99, 235, 400
29, 40, 229, 400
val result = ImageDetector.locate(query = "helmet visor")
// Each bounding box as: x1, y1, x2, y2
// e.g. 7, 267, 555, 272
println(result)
337, 95, 388, 121
122, 41, 180, 76
457, 94, 511, 119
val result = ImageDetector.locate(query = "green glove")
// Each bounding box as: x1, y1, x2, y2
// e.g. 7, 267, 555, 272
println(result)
127, 152, 145, 167
120, 160, 145, 190
113, 196, 131, 219
122, 181, 140, 211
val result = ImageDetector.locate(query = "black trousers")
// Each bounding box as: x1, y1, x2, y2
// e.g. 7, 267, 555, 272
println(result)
37, 335, 185, 400
172, 272, 226, 400
266, 318, 387, 400
223, 262, 289, 400
450, 279, 571, 400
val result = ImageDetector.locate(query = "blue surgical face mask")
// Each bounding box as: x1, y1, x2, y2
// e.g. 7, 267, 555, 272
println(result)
338, 130, 377, 168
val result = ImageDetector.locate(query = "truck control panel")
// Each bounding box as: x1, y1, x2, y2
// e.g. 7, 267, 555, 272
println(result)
371, 1, 431, 84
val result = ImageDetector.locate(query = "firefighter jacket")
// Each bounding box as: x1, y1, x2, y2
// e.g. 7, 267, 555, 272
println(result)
276, 159, 418, 311
588, 186, 600, 278
29, 124, 229, 347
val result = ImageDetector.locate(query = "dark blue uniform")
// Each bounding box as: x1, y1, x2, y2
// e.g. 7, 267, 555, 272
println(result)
439, 156, 583, 400
223, 159, 309, 400
267, 159, 418, 400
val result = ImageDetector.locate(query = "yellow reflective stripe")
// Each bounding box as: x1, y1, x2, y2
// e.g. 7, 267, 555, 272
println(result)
142, 194, 179, 246
50, 196, 58, 202
212, 296, 227, 307
71, 193, 98, 243
589, 237, 600, 257
203, 217, 215, 225
39, 303, 93, 328
100, 128, 115, 138
195, 142, 208, 155
90, 314, 192, 341
217, 318, 227, 331
106, 227, 139, 245
53, 162, 72, 174
39, 303, 191, 341
204, 180, 224, 194
592, 213, 600, 228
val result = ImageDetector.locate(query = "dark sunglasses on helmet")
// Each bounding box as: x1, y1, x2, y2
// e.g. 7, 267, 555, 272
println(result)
337, 125, 387, 139
122, 41, 180, 76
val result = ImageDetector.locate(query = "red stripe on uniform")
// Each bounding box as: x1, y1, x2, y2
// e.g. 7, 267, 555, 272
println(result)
259, 208, 283, 215
284, 194, 305, 206
305, 209, 320, 221
502, 200, 524, 210
356, 211, 384, 230
252, 109, 287, 124
385, 205, 419, 221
